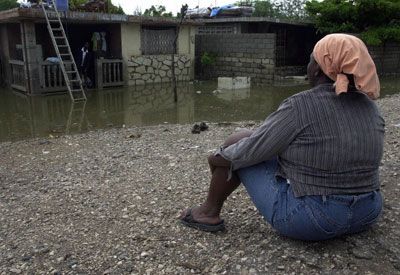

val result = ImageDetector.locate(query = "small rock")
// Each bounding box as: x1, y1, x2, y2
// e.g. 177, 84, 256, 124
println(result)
127, 133, 142, 139
21, 255, 32, 261
141, 252, 149, 258
9, 268, 21, 274
67, 260, 78, 268
39, 140, 51, 145
191, 124, 201, 134
352, 248, 373, 260
34, 245, 50, 254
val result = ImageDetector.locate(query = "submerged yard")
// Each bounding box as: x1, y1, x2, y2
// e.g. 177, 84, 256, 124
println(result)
0, 87, 399, 274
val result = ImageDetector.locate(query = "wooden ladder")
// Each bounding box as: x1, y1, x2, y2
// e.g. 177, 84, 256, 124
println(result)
41, 0, 87, 102
66, 101, 87, 134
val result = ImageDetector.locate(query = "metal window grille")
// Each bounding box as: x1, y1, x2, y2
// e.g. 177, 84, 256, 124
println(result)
141, 27, 176, 55
275, 29, 287, 67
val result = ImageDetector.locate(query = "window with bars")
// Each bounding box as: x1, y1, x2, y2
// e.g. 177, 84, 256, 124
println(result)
141, 27, 176, 55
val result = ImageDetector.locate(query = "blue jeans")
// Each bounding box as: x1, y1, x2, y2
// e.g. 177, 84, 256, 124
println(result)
237, 159, 383, 241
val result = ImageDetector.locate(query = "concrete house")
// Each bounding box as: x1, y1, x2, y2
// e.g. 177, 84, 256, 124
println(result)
194, 17, 400, 83
194, 17, 319, 84
0, 8, 197, 95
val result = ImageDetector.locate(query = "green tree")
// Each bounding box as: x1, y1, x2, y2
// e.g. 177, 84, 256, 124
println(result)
143, 5, 173, 17
253, 0, 277, 17
69, 0, 125, 14
69, 0, 86, 10
108, 3, 125, 15
0, 0, 19, 11
305, 0, 400, 45
274, 0, 308, 19
236, 0, 308, 19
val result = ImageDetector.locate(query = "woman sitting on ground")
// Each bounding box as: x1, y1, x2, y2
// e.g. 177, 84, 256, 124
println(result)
180, 33, 385, 241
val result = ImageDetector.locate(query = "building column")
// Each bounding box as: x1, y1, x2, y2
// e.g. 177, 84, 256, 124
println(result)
0, 25, 11, 87
20, 20, 41, 94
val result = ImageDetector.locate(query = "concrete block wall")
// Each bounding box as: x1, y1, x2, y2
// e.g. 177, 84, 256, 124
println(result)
196, 34, 276, 84
368, 42, 400, 76
127, 55, 192, 86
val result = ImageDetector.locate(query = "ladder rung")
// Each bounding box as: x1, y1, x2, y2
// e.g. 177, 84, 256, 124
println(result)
66, 71, 78, 74
60, 53, 71, 56
52, 28, 63, 31
54, 36, 65, 39
49, 19, 60, 22
74, 98, 86, 102
58, 45, 68, 48
69, 80, 81, 82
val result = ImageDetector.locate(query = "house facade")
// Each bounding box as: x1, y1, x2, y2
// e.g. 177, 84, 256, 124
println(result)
194, 17, 319, 84
0, 8, 197, 95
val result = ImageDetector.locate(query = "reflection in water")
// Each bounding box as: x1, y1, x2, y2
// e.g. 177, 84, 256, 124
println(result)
0, 84, 195, 141
215, 88, 251, 101
0, 77, 399, 142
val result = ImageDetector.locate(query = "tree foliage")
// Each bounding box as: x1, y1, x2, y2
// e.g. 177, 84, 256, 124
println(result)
305, 0, 400, 45
69, 0, 125, 14
0, 0, 19, 11
69, 0, 86, 10
143, 5, 173, 17
109, 3, 124, 15
236, 0, 308, 19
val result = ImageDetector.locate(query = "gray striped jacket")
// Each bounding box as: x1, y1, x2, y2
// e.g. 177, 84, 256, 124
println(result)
219, 84, 385, 197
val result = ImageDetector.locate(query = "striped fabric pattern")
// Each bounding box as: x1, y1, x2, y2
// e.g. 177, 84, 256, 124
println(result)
219, 84, 385, 197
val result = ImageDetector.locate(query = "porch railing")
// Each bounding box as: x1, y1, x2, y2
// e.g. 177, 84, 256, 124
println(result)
9, 60, 26, 92
39, 61, 72, 92
96, 59, 125, 89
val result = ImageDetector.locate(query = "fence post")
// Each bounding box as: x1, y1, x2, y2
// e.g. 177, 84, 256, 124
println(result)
96, 59, 103, 90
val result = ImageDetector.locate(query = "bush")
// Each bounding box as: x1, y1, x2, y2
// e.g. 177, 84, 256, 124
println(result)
200, 52, 217, 66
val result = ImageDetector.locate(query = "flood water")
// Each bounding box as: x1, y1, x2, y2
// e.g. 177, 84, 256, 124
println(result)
0, 77, 399, 142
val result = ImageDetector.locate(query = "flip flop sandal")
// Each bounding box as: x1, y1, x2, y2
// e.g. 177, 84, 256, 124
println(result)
180, 208, 225, 232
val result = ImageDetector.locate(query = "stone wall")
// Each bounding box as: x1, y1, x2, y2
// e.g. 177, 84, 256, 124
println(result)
195, 34, 276, 85
127, 55, 192, 86
274, 66, 307, 77
368, 42, 400, 76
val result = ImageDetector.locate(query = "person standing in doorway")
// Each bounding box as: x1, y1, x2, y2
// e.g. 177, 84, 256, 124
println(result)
79, 42, 90, 87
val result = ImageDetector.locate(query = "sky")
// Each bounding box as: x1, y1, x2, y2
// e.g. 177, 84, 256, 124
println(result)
111, 0, 234, 15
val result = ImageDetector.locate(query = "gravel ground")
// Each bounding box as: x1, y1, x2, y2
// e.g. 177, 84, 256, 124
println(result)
0, 94, 399, 275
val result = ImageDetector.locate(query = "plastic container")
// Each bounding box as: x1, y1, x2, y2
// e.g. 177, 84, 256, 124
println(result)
55, 0, 69, 12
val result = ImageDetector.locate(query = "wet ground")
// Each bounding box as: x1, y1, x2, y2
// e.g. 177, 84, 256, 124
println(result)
0, 93, 399, 274
0, 77, 399, 142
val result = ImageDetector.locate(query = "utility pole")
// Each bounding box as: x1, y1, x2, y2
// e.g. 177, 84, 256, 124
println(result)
172, 4, 188, 103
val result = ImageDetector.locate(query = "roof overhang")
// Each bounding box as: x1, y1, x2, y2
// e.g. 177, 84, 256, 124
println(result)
195, 16, 313, 27
0, 8, 202, 26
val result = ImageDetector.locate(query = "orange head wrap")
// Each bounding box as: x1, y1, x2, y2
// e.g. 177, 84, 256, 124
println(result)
313, 33, 380, 99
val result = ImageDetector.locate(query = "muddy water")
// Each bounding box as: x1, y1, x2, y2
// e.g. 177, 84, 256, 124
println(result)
0, 78, 399, 142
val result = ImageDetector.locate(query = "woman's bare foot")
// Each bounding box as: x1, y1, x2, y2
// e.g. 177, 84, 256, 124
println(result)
179, 205, 223, 225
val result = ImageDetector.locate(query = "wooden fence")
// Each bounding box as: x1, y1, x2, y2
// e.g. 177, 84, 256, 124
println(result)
9, 60, 26, 92
9, 59, 125, 94
96, 59, 125, 89
39, 61, 74, 92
